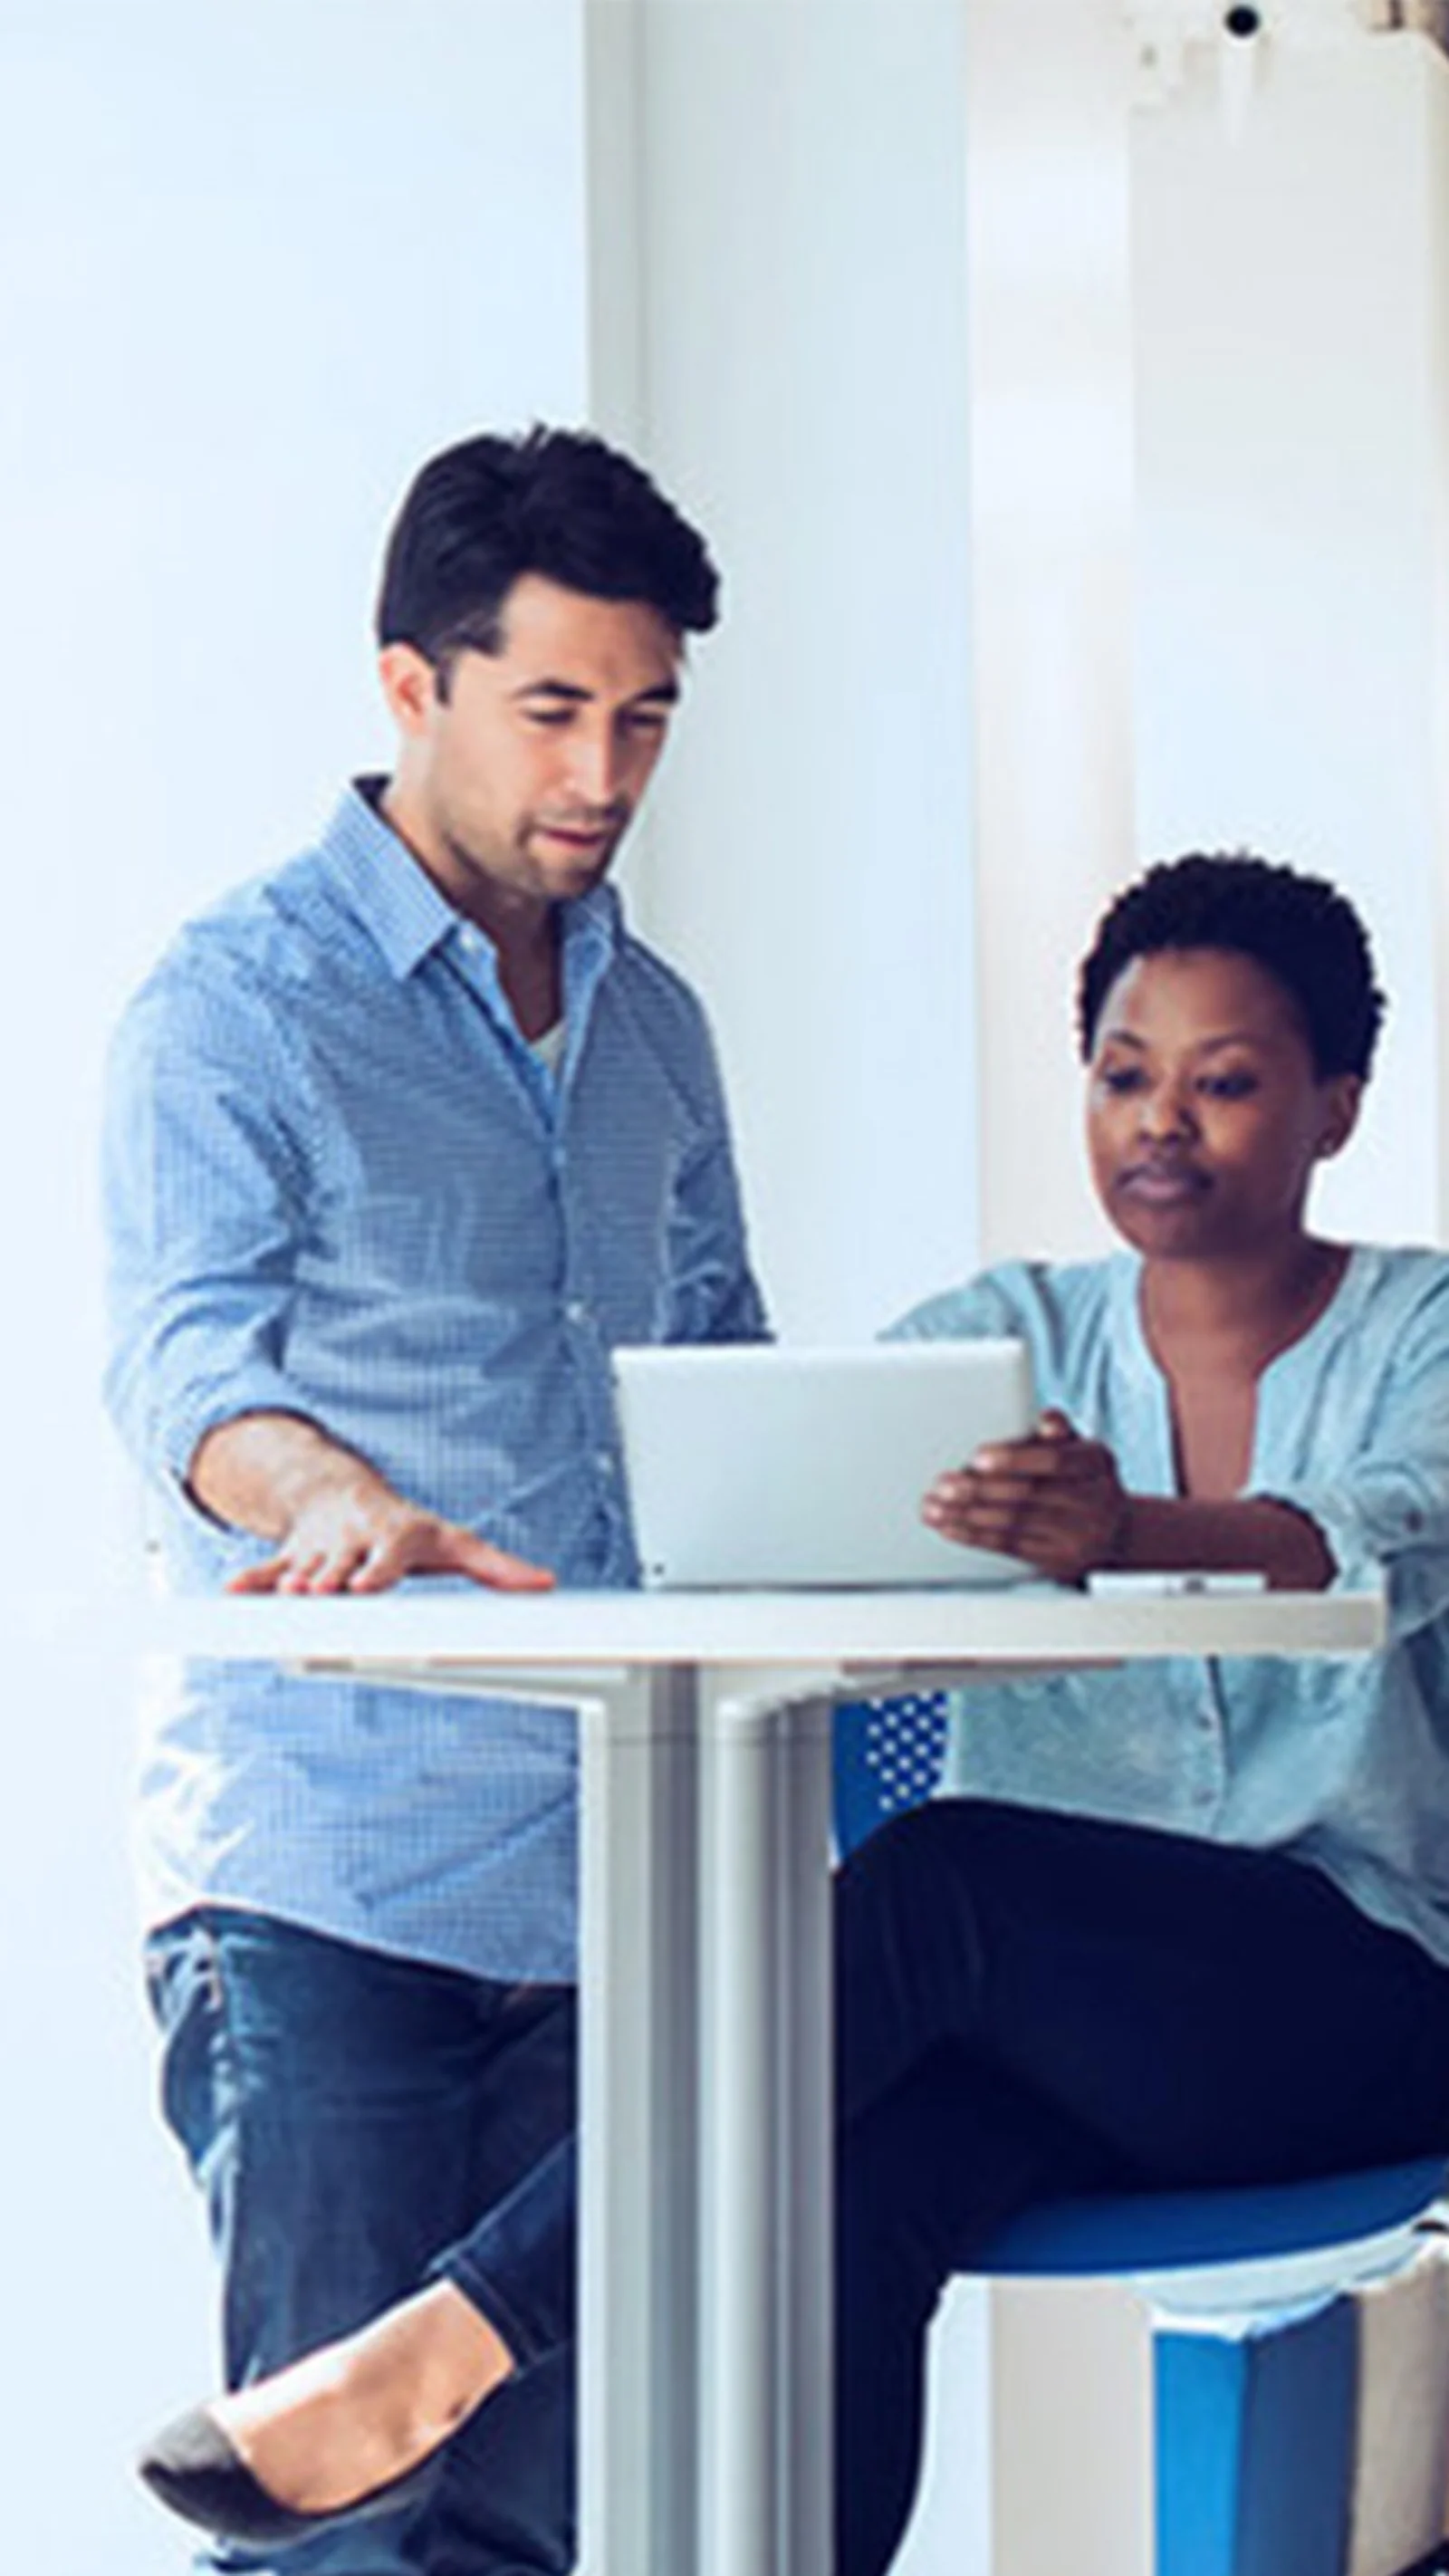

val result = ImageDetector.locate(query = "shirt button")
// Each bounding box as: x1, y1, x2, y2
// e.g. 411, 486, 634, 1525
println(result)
459, 927, 481, 954
596, 1451, 617, 1477
565, 1299, 589, 1325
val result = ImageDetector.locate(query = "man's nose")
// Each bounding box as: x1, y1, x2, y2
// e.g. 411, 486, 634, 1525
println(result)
564, 726, 625, 810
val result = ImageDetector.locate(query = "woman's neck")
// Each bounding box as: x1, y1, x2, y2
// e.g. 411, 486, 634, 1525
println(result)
1139, 1235, 1349, 1379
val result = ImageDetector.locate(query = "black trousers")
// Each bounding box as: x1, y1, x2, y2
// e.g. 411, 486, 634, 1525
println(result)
834, 1800, 1449, 2576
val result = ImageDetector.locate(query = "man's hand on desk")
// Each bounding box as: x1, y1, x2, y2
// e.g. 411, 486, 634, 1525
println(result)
229, 1489, 557, 1596
923, 1409, 1129, 1586
189, 1412, 556, 1596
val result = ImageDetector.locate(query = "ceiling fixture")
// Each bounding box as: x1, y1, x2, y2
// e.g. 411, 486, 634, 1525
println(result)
1125, 0, 1449, 110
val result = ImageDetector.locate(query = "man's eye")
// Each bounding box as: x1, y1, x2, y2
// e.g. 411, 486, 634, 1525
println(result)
1201, 1072, 1258, 1101
622, 708, 669, 737
1098, 1065, 1145, 1094
523, 707, 575, 728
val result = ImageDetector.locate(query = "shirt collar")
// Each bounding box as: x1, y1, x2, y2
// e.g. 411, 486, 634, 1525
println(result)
319, 778, 622, 985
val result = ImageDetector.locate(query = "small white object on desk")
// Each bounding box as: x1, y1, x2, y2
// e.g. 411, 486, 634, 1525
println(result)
1088, 1571, 1268, 1600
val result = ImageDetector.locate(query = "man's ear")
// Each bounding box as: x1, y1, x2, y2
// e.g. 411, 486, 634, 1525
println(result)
1315, 1074, 1364, 1161
378, 642, 439, 740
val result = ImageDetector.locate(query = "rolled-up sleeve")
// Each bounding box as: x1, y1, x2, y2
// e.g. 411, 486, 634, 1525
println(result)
1252, 1265, 1449, 1639
103, 967, 312, 1497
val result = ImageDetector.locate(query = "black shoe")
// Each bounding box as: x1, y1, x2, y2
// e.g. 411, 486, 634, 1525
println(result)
138, 2405, 437, 2543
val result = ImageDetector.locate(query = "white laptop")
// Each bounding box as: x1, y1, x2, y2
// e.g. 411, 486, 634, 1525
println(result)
611, 1339, 1036, 1590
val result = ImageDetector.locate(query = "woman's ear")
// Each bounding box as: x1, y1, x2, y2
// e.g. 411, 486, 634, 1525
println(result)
1315, 1074, 1364, 1162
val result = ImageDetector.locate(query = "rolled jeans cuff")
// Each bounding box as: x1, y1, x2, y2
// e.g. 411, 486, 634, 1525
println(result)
430, 2132, 577, 2371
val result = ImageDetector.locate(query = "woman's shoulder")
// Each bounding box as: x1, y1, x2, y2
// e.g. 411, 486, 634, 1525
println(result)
1348, 1241, 1449, 1290
1339, 1243, 1449, 1351
887, 1254, 1126, 1344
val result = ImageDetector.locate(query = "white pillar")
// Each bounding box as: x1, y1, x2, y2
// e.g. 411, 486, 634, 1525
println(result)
963, 0, 1138, 1264
591, 0, 982, 1339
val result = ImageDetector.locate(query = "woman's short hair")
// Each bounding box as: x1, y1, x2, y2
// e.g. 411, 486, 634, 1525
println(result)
1076, 851, 1386, 1081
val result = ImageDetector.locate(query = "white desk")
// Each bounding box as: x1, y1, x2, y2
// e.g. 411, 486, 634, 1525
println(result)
83, 1581, 1383, 2576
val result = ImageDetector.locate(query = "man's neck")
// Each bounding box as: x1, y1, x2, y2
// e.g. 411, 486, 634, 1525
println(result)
495, 919, 562, 1043
377, 778, 562, 1038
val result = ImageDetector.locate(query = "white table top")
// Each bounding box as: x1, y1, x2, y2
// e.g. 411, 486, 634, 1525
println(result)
15, 1580, 1387, 1672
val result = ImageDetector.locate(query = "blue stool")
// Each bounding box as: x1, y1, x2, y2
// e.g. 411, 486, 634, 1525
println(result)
833, 1702, 1449, 2576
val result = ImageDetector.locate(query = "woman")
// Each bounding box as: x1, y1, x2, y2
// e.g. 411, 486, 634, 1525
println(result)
141, 852, 1449, 2576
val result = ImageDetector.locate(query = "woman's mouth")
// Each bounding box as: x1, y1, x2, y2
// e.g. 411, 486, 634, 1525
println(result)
1116, 1160, 1211, 1206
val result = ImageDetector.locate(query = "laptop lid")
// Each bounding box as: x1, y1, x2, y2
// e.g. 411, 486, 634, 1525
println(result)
611, 1340, 1036, 1590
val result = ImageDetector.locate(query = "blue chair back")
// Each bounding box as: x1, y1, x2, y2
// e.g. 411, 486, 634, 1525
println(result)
833, 1691, 952, 1856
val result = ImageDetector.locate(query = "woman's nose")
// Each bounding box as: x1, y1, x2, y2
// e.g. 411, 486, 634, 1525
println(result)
1138, 1081, 1195, 1140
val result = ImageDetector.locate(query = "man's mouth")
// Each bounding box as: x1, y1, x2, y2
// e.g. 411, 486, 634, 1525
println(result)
536, 813, 625, 851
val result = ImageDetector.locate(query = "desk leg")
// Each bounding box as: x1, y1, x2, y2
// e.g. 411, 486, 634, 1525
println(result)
698, 1677, 836, 2576
578, 1665, 701, 2576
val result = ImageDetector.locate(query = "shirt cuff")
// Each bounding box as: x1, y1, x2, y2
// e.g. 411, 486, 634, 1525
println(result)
156, 1368, 313, 1509
1252, 1477, 1445, 1639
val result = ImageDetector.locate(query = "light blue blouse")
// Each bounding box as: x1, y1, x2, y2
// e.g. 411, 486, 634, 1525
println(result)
891, 1246, 1449, 1970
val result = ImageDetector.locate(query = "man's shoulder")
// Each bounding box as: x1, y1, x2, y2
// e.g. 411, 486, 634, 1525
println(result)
124, 842, 368, 1036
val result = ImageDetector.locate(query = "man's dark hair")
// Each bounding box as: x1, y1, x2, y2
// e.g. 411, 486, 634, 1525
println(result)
1076, 851, 1386, 1081
376, 426, 720, 689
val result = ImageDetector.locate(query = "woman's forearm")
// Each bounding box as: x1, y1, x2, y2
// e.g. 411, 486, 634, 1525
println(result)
1113, 1495, 1335, 1591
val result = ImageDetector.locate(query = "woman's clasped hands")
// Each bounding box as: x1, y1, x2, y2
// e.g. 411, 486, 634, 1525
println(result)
922, 1407, 1132, 1585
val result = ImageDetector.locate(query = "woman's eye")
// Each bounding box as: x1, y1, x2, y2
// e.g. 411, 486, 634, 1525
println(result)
1200, 1072, 1258, 1101
1098, 1065, 1145, 1095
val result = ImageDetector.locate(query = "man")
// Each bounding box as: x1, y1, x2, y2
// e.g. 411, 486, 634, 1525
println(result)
104, 427, 767, 2576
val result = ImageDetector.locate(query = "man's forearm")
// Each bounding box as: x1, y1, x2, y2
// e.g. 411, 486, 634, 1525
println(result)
189, 1410, 553, 1596
188, 1411, 393, 1538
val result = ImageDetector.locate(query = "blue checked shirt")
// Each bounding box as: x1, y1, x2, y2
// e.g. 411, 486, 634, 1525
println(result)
104, 782, 768, 1980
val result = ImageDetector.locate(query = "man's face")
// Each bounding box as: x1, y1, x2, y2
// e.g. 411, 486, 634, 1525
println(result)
381, 572, 683, 930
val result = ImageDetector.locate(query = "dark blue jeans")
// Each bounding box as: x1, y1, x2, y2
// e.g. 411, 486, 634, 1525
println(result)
835, 1800, 1449, 2576
145, 1908, 576, 2576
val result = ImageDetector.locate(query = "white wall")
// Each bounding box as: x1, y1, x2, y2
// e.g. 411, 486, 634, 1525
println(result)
958, 7, 1449, 1271
1133, 27, 1449, 1247
0, 9, 590, 2568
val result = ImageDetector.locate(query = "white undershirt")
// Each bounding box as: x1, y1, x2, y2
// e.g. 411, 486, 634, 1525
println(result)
530, 1018, 566, 1077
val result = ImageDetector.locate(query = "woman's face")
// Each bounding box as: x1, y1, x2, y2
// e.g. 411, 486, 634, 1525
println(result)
1085, 946, 1361, 1263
